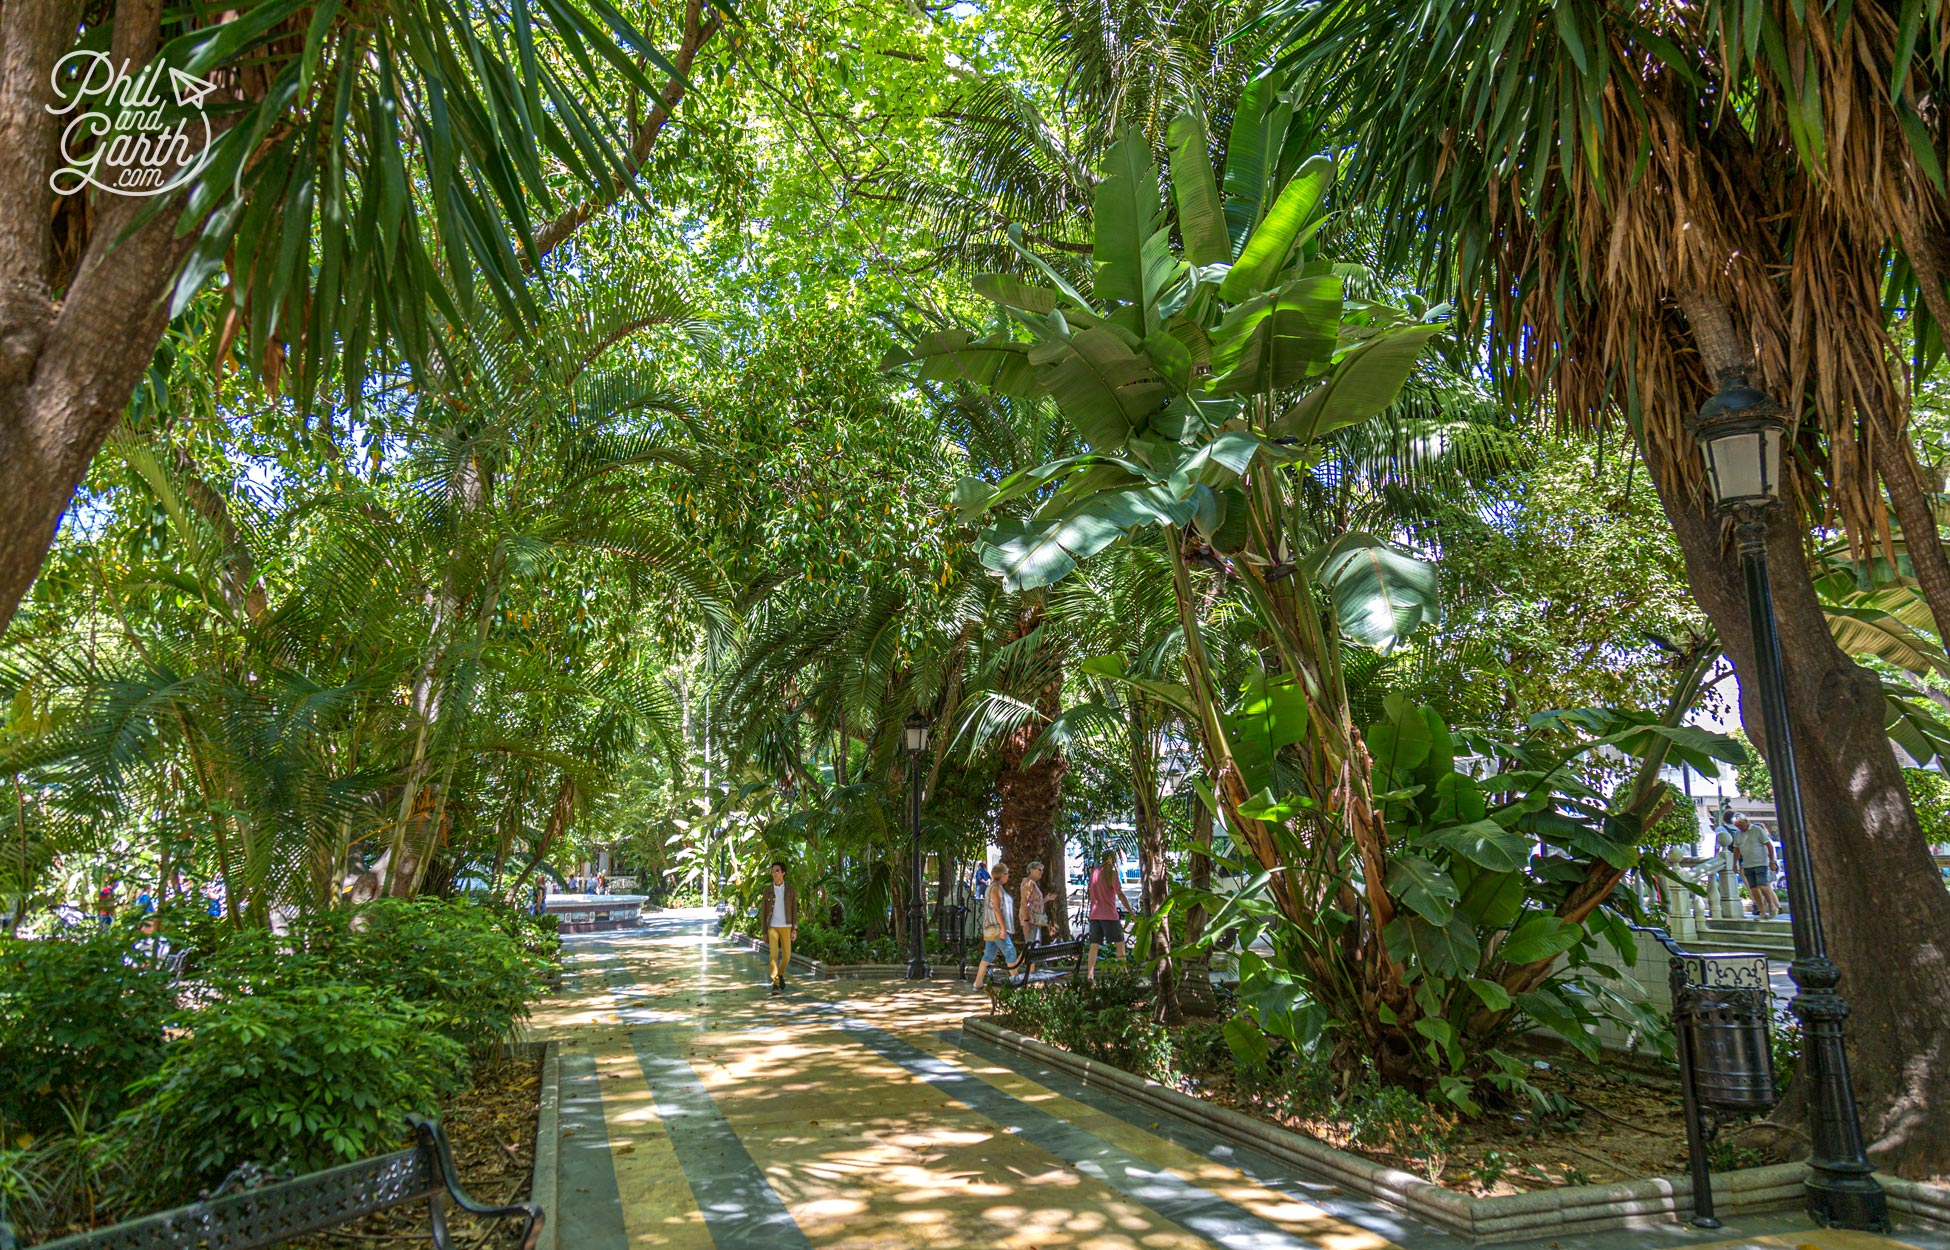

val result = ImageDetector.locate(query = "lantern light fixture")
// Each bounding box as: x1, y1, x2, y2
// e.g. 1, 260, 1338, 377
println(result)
1688, 370, 1789, 511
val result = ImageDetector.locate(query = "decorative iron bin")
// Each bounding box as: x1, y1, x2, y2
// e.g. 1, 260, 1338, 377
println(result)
1649, 928, 1775, 1227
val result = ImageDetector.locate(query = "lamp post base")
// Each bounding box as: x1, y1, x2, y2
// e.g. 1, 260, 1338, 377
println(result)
1807, 1174, 1890, 1233
905, 900, 928, 980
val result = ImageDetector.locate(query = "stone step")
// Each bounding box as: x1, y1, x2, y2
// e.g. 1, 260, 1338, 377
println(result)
1697, 916, 1795, 934
1685, 933, 1796, 958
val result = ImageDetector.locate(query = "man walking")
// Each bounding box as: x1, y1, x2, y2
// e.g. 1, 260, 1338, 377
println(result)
763, 860, 799, 992
971, 861, 1020, 991
1083, 848, 1133, 983
1734, 816, 1782, 918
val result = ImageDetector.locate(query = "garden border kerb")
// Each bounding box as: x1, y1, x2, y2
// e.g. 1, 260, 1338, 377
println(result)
533, 1041, 561, 1250
723, 930, 971, 982
960, 1016, 1949, 1243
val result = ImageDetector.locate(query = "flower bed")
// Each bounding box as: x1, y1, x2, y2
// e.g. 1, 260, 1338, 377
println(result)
988, 965, 1766, 1196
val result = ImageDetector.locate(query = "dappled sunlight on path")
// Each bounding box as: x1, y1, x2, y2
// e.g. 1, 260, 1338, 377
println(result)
524, 916, 1942, 1250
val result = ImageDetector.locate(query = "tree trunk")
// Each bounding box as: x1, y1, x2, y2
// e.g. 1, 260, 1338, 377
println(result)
993, 603, 1067, 888
1176, 788, 1219, 1018
1132, 705, 1181, 1024
1662, 296, 1950, 1176
1045, 828, 1071, 939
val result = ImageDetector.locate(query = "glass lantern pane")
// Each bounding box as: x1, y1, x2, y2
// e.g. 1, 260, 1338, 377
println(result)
1707, 431, 1767, 503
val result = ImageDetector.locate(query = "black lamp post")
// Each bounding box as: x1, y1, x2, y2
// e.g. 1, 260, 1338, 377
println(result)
903, 710, 931, 981
1689, 370, 1889, 1232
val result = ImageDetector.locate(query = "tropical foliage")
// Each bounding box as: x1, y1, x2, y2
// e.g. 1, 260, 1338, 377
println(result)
8, 0, 1950, 1211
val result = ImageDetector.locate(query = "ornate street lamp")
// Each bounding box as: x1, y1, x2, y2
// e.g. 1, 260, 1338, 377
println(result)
903, 710, 931, 980
1688, 369, 1888, 1232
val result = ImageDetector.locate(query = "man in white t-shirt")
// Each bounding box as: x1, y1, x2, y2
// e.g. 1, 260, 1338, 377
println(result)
1733, 817, 1781, 918
763, 860, 799, 991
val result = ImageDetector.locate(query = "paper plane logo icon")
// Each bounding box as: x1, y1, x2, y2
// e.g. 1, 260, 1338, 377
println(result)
167, 67, 219, 108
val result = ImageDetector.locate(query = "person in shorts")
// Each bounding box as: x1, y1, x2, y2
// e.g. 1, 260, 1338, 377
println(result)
1084, 848, 1133, 983
1734, 816, 1781, 918
972, 861, 1020, 991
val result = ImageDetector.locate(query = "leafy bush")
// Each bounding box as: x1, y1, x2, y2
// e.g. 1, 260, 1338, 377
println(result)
1904, 767, 1950, 847
1642, 780, 1703, 851
790, 914, 961, 965
0, 922, 176, 1134
1347, 1083, 1456, 1181
992, 964, 1177, 1083
129, 982, 465, 1182
322, 898, 544, 1052
1732, 730, 1773, 801
204, 897, 544, 1054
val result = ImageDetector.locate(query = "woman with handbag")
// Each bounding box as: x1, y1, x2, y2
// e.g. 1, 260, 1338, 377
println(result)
971, 860, 1021, 990
1019, 860, 1052, 949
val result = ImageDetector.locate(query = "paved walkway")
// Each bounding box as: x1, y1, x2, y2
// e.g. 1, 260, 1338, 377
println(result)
524, 914, 1942, 1250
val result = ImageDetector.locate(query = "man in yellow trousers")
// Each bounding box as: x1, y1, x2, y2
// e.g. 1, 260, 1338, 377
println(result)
764, 860, 799, 992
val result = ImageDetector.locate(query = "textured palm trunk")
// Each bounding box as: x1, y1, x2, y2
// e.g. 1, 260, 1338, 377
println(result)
993, 603, 1067, 891
1044, 830, 1072, 939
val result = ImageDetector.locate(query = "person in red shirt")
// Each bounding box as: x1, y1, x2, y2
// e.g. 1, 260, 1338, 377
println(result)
1084, 848, 1133, 983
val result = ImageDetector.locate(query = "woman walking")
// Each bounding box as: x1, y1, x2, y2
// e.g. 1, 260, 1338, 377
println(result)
971, 861, 1021, 991
1020, 860, 1053, 948
1084, 848, 1133, 983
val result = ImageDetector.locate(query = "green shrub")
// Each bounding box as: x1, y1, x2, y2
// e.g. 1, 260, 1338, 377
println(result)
1642, 780, 1702, 851
203, 897, 544, 1055
1904, 767, 1950, 847
323, 898, 544, 1053
789, 914, 961, 965
992, 964, 1177, 1083
0, 923, 176, 1135
129, 982, 465, 1182
1732, 731, 1773, 801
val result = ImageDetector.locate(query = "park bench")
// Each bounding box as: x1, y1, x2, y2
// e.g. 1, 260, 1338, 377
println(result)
983, 938, 1087, 1009
1014, 937, 1086, 986
18, 1116, 540, 1250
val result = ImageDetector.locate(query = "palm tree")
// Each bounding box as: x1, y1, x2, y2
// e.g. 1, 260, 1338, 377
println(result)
1269, 0, 1950, 1173
0, 2, 726, 633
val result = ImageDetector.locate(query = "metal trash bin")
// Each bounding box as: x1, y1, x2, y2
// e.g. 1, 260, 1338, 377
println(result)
1651, 929, 1776, 1228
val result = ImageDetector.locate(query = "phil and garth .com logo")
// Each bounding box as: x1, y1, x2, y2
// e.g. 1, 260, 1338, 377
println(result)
47, 51, 219, 197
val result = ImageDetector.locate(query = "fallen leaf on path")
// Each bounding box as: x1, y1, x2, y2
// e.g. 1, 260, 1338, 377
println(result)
615, 1144, 636, 1156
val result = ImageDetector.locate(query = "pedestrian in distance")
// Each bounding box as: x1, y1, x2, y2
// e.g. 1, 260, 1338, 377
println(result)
1020, 860, 1053, 948
763, 860, 799, 992
1084, 848, 1134, 983
971, 861, 1021, 991
1734, 815, 1782, 918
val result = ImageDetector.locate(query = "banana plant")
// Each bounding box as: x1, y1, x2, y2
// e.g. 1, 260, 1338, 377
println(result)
887, 87, 1442, 928
885, 86, 1760, 1104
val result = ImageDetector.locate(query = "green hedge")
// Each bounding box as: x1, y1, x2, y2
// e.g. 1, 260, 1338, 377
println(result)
0, 896, 545, 1240
0, 921, 176, 1135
